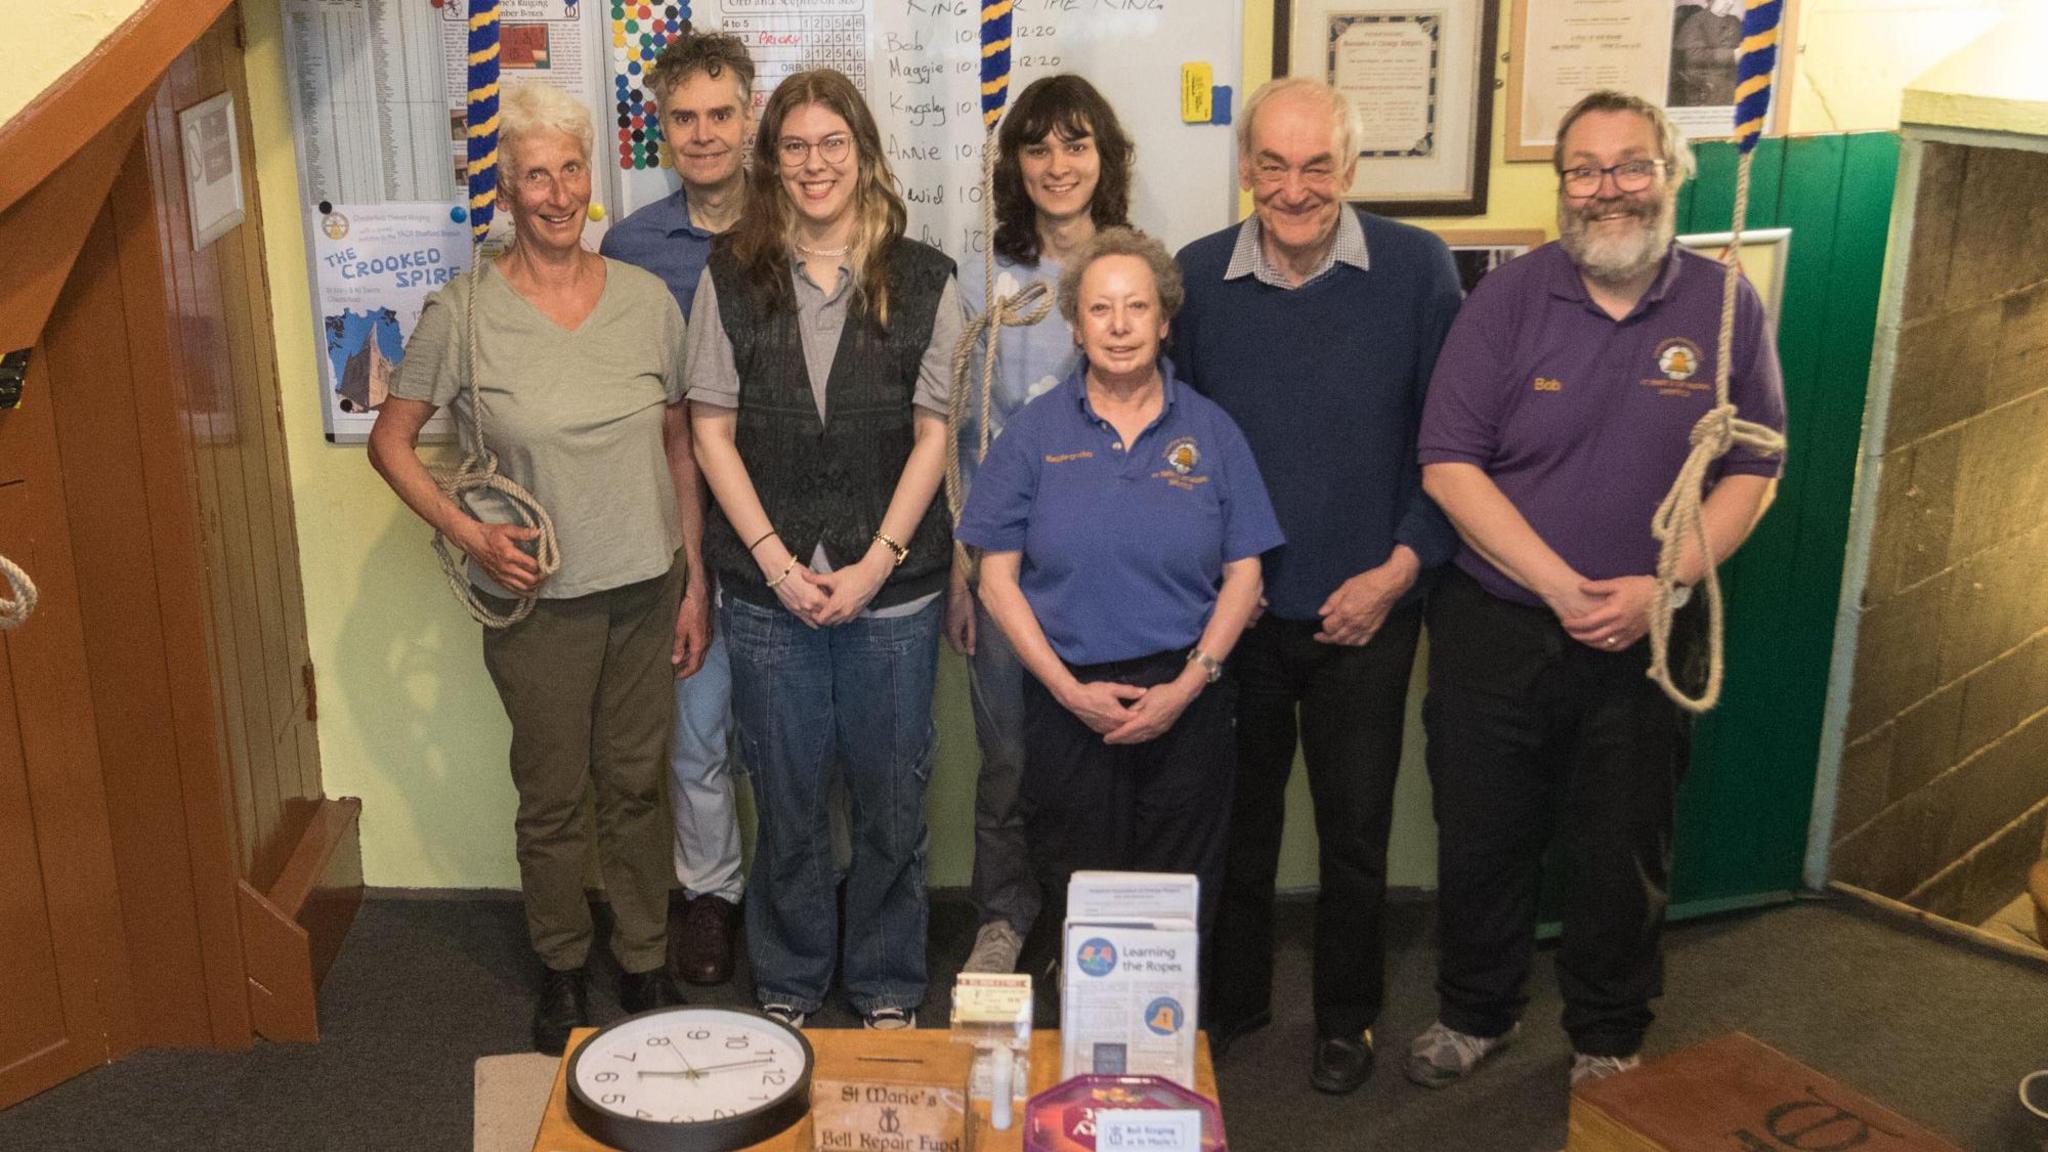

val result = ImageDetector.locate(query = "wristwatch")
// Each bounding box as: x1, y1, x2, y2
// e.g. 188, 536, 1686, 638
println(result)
1187, 649, 1223, 685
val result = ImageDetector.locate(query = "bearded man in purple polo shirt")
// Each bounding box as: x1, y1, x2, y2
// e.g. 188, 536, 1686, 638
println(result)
1410, 90, 1786, 1091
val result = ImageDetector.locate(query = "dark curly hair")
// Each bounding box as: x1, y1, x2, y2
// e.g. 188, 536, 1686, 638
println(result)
644, 22, 756, 106
992, 74, 1133, 267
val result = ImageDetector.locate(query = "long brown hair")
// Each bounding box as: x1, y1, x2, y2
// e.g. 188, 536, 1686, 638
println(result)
992, 74, 1134, 266
727, 69, 908, 326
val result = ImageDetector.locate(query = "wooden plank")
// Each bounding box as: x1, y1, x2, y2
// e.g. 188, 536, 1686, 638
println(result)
0, 100, 149, 354
41, 198, 213, 1052
237, 880, 317, 1043
107, 94, 254, 1048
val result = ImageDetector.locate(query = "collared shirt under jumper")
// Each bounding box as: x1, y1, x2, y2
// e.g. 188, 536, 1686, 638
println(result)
599, 186, 717, 319
1173, 207, 1463, 622
954, 365, 1285, 667
1416, 241, 1788, 607
390, 258, 687, 600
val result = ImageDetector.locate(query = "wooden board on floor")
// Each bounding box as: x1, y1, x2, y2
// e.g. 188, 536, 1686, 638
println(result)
1568, 1033, 1961, 1152
530, 1029, 1217, 1152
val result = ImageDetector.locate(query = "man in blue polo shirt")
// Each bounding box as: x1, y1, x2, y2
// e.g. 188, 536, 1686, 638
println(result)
1411, 90, 1784, 1091
598, 25, 756, 990
1172, 76, 1462, 1095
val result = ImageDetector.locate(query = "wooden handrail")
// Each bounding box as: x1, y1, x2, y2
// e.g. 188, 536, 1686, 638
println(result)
0, 0, 231, 216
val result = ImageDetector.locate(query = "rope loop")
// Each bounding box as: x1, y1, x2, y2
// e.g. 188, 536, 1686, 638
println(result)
434, 254, 562, 629
0, 554, 37, 631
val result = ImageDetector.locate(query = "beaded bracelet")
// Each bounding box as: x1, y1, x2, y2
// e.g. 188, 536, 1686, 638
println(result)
764, 554, 801, 590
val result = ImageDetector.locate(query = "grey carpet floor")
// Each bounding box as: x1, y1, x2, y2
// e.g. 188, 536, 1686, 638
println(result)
1, 892, 2044, 1151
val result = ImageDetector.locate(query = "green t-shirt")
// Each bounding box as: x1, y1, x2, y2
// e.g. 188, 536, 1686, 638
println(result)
392, 258, 687, 599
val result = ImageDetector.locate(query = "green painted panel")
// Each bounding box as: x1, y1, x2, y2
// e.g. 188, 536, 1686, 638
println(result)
1669, 134, 1899, 914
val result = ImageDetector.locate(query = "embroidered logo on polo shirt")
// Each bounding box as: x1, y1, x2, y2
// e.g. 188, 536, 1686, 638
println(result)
1044, 450, 1095, 464
1655, 338, 1702, 381
1532, 376, 1564, 392
1164, 437, 1200, 474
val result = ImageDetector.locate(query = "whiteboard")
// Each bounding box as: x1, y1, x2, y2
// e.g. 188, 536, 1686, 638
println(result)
614, 0, 1244, 261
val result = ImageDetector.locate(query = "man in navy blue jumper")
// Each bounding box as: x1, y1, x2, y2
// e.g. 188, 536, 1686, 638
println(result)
1172, 76, 1463, 1095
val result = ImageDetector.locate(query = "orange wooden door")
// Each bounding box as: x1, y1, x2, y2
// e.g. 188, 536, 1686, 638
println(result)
0, 356, 130, 1106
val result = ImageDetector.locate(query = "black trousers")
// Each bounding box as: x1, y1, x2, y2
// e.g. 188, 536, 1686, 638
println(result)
1021, 650, 1237, 940
1423, 568, 1703, 1058
1208, 605, 1423, 1039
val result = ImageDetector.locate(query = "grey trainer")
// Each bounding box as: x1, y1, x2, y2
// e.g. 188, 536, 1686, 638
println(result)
1569, 1051, 1641, 1087
962, 920, 1025, 974
1405, 1021, 1518, 1088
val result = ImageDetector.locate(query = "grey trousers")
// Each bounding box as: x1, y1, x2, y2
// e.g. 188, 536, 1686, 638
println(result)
481, 561, 681, 974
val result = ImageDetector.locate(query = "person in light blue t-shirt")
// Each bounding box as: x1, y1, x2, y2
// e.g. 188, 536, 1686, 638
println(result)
949, 75, 1137, 977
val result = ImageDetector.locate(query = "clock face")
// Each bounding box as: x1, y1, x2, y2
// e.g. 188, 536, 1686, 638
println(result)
565, 1007, 813, 1152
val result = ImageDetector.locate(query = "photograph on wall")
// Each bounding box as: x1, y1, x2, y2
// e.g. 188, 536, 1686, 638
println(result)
1279, 0, 1497, 215
1435, 229, 1545, 296
1677, 227, 1790, 333
309, 203, 471, 442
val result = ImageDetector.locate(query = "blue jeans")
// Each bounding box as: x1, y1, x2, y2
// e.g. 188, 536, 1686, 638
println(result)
671, 630, 744, 902
721, 594, 941, 1015
968, 594, 1037, 936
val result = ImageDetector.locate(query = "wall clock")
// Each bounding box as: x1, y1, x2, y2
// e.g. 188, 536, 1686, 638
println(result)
565, 1006, 814, 1152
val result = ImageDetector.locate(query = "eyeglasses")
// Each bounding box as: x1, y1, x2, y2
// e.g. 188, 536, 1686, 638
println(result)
1560, 159, 1666, 197
777, 134, 852, 168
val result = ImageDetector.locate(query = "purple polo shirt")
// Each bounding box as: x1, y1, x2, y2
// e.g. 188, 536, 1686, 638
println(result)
1417, 241, 1786, 607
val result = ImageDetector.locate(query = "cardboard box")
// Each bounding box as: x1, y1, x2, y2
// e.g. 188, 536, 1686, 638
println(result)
1568, 1033, 1962, 1152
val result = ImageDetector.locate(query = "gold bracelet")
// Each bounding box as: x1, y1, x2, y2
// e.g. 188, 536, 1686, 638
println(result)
872, 532, 908, 568
764, 555, 800, 590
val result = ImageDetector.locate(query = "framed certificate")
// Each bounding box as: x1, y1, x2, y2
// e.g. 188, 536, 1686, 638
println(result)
1434, 228, 1545, 295
1677, 227, 1790, 334
1504, 0, 1798, 163
1274, 0, 1499, 216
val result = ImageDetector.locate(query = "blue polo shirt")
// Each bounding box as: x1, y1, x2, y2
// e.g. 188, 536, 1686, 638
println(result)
956, 363, 1285, 667
598, 188, 715, 319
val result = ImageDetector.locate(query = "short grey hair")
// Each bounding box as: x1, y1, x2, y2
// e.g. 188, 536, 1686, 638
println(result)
1553, 90, 1696, 185
1236, 77, 1361, 167
1056, 226, 1185, 328
497, 80, 596, 185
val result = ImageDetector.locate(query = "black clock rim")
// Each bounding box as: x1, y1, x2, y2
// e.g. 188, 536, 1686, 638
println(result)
564, 1006, 815, 1152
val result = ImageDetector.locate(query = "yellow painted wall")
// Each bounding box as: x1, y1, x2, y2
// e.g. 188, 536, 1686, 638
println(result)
1790, 0, 2033, 135
38, 0, 1983, 890
0, 0, 151, 127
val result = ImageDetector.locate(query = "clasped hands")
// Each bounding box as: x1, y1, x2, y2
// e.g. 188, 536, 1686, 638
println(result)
761, 542, 892, 628
1545, 573, 1658, 652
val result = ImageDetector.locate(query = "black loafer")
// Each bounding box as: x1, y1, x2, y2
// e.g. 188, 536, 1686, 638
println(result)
1207, 1009, 1272, 1060
534, 966, 590, 1056
619, 967, 682, 1014
1311, 1031, 1375, 1095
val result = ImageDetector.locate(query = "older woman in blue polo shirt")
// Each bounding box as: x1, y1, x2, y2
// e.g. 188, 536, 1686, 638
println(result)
956, 227, 1283, 937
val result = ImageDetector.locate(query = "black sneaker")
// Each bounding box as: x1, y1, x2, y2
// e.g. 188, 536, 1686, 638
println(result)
619, 967, 682, 1014
1310, 1030, 1375, 1095
534, 966, 590, 1055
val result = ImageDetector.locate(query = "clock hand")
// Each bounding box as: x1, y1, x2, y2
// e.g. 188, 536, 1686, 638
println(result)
678, 1055, 777, 1075
662, 1033, 699, 1076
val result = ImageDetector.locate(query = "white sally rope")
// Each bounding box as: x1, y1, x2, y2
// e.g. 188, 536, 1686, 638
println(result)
0, 554, 36, 630
432, 255, 561, 629
1644, 147, 1788, 714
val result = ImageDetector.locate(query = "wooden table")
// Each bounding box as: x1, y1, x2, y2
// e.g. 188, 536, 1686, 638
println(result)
530, 1029, 1219, 1152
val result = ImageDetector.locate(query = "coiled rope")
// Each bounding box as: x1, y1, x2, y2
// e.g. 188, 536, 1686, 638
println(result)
436, 0, 559, 629
0, 554, 35, 631
1643, 0, 1788, 713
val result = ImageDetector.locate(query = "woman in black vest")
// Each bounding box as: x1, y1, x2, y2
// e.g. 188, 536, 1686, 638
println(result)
686, 68, 959, 1030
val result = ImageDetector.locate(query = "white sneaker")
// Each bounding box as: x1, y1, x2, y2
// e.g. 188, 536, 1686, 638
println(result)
962, 921, 1025, 974
1569, 1051, 1641, 1087
1405, 1021, 1518, 1088
760, 1003, 807, 1029
864, 1007, 916, 1030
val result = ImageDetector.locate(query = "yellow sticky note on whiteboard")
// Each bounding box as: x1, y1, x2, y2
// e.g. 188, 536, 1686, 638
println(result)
1181, 63, 1213, 123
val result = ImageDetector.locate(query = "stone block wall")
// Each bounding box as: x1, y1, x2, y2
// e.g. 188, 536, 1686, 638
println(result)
1829, 140, 2048, 924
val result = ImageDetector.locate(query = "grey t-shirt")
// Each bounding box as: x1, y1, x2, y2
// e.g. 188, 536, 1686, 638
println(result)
391, 258, 688, 600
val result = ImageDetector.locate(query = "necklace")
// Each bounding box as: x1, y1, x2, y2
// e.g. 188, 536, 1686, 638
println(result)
795, 241, 850, 258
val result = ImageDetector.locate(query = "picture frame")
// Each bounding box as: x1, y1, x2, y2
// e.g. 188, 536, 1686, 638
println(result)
1273, 0, 1499, 216
1433, 228, 1545, 295
1504, 0, 1799, 163
1676, 227, 1790, 334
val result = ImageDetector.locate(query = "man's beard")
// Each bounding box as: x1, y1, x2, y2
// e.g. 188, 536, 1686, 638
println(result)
1559, 192, 1674, 286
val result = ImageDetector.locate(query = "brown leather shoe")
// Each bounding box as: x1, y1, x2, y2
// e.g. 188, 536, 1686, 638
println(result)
671, 894, 737, 986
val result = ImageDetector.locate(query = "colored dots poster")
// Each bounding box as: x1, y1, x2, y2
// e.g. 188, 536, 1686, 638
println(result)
610, 2, 691, 169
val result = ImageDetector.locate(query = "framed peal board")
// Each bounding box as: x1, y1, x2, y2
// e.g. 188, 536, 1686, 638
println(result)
1275, 0, 1498, 216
